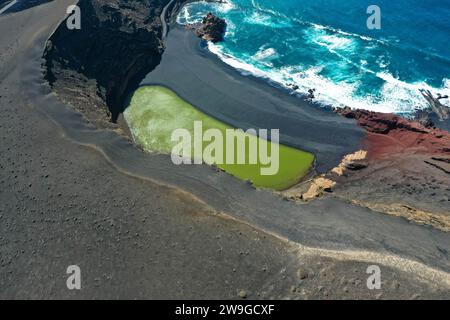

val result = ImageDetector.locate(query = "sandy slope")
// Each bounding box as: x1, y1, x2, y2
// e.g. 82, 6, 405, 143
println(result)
0, 0, 449, 299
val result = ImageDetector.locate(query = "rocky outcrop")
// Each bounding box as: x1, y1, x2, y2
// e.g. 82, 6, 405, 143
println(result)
331, 107, 450, 230
413, 109, 435, 128
419, 89, 450, 121
331, 150, 368, 176
335, 107, 429, 134
335, 107, 450, 157
188, 12, 226, 43
43, 0, 187, 129
301, 177, 336, 201
351, 200, 450, 232
280, 176, 336, 202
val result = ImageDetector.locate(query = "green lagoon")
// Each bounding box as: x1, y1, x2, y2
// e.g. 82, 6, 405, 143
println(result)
124, 86, 314, 190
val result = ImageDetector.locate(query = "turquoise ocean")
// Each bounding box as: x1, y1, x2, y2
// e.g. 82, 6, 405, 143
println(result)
177, 0, 450, 115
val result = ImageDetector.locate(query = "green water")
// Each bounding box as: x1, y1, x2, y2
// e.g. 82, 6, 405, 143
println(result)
124, 86, 314, 190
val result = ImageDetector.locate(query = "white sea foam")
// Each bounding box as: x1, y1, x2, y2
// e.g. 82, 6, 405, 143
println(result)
208, 42, 450, 115
243, 11, 291, 28
177, 0, 236, 25
208, 42, 267, 77
308, 21, 384, 44
254, 47, 278, 61
217, 0, 235, 13
244, 11, 272, 26
250, 0, 373, 44
176, 5, 197, 25
250, 0, 289, 20
316, 34, 354, 50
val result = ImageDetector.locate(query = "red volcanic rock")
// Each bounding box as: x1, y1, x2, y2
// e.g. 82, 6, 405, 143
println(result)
335, 107, 450, 160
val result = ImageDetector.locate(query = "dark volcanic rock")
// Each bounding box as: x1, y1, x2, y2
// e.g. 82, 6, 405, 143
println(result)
414, 109, 435, 128
190, 12, 226, 43
344, 162, 368, 171
43, 0, 186, 126
419, 89, 450, 121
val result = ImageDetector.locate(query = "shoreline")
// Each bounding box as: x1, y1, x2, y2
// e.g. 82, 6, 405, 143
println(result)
140, 26, 365, 173
125, 85, 315, 190
177, 0, 450, 125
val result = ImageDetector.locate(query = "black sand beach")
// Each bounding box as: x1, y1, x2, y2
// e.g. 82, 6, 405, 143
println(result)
0, 0, 449, 299
141, 27, 365, 173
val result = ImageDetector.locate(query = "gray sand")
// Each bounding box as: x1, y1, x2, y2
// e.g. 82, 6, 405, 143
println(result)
0, 0, 449, 299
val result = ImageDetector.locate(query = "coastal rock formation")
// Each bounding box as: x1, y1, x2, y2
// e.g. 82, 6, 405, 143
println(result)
351, 201, 450, 232
331, 150, 368, 176
414, 109, 435, 128
419, 89, 450, 121
335, 107, 450, 157
43, 0, 187, 129
280, 176, 336, 202
336, 107, 428, 135
332, 107, 450, 230
301, 177, 336, 201
188, 12, 227, 43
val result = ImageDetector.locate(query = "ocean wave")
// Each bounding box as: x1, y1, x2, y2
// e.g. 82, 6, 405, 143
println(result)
207, 42, 450, 114
249, 0, 382, 45
244, 11, 291, 28
218, 0, 236, 13
315, 34, 355, 51
176, 5, 196, 25
307, 21, 385, 44
178, 0, 450, 115
208, 43, 267, 77
253, 47, 278, 60
243, 11, 272, 26
306, 29, 377, 76
176, 0, 235, 25
249, 0, 290, 20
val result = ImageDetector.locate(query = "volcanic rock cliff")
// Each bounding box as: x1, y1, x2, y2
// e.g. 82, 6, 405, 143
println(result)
43, 0, 186, 131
